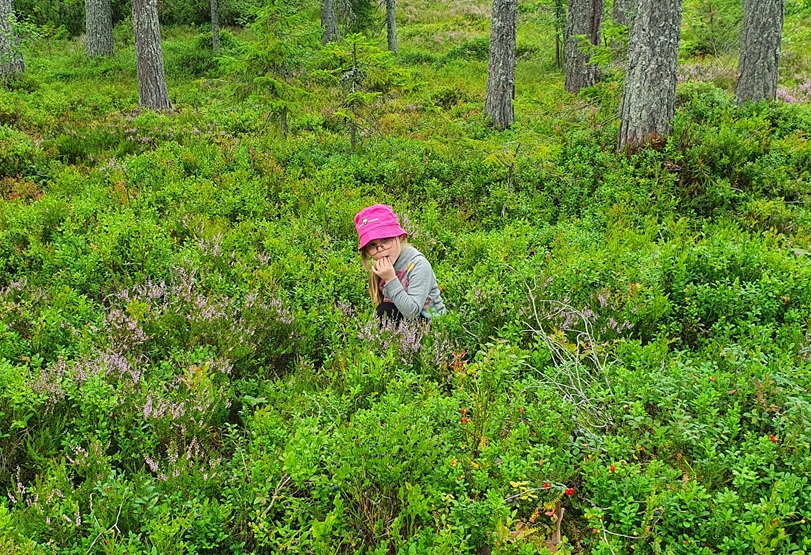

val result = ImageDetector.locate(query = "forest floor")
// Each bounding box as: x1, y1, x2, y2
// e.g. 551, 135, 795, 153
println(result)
2, 1, 811, 553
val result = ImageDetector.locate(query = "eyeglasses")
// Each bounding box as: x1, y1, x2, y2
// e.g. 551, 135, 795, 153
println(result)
364, 238, 394, 255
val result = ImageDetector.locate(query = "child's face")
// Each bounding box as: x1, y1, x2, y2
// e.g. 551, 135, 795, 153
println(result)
364, 236, 402, 262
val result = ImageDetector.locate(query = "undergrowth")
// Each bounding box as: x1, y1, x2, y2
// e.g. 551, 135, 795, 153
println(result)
2, 0, 811, 553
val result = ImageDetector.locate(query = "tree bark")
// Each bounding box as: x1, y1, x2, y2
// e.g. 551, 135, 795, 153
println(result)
86, 0, 114, 57
554, 0, 564, 69
617, 0, 682, 151
210, 0, 220, 54
485, 0, 517, 131
321, 0, 339, 45
735, 0, 784, 105
386, 0, 397, 53
0, 0, 24, 81
613, 0, 634, 28
564, 0, 602, 94
132, 0, 171, 111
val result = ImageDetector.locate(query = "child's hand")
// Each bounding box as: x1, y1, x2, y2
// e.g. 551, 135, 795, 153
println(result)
372, 256, 397, 282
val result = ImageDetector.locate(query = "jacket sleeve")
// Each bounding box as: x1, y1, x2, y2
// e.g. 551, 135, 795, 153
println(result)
382, 256, 434, 319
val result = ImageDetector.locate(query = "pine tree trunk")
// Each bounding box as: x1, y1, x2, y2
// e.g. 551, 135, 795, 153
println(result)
0, 0, 24, 81
386, 0, 398, 53
617, 0, 682, 151
554, 0, 565, 69
613, 0, 634, 27
321, 0, 339, 45
564, 0, 602, 94
485, 0, 517, 131
735, 0, 784, 105
210, 0, 220, 54
349, 119, 357, 151
280, 107, 288, 139
86, 0, 114, 57
132, 0, 171, 111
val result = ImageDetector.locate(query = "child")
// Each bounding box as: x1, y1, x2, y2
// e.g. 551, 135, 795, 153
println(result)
354, 204, 446, 322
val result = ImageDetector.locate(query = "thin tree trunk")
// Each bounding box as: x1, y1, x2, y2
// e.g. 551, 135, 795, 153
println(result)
210, 0, 220, 54
0, 0, 24, 81
321, 0, 339, 45
132, 0, 171, 111
564, 0, 602, 94
617, 0, 683, 151
485, 0, 517, 131
735, 0, 784, 105
386, 0, 397, 53
349, 119, 357, 150
349, 43, 359, 150
86, 0, 114, 57
554, 0, 564, 69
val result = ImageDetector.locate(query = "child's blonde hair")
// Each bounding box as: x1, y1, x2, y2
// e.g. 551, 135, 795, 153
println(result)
360, 236, 407, 305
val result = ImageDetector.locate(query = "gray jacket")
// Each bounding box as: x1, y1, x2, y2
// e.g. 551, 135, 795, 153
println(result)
381, 246, 446, 319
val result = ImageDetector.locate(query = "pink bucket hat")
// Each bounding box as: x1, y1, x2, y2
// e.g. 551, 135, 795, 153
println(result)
354, 204, 408, 250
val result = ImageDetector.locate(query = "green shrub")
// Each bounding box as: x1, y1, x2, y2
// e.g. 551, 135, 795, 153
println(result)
169, 30, 239, 78
399, 51, 438, 65
0, 126, 36, 178
443, 37, 490, 62
670, 86, 811, 214
0, 94, 24, 126
2, 11, 811, 555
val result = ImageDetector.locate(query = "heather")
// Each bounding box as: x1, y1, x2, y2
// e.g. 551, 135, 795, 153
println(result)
2, 1, 811, 554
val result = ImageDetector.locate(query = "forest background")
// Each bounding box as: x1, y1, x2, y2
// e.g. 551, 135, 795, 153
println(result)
2, 0, 811, 553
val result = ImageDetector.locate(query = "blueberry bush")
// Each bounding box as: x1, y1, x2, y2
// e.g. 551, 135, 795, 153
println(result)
2, 1, 811, 553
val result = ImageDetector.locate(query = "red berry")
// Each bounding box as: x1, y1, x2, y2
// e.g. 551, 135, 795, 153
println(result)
542, 482, 550, 489
565, 488, 575, 496
460, 417, 469, 424
769, 434, 777, 443
609, 465, 615, 473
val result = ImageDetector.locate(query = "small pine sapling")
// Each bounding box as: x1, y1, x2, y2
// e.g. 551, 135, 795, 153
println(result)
321, 34, 410, 149
219, 0, 317, 138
